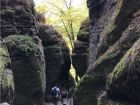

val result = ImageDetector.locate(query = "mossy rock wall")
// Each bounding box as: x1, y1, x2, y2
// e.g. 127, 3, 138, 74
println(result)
0, 37, 14, 105
4, 35, 46, 105
37, 23, 73, 103
72, 18, 90, 78
1, 1, 47, 105
106, 38, 140, 104
1, 0, 37, 38
73, 0, 140, 104
97, 92, 137, 105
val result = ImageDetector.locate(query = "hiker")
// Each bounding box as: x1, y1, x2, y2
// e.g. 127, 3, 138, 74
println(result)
59, 88, 68, 105
51, 83, 60, 105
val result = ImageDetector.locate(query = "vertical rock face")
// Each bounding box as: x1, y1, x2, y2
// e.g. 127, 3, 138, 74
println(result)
1, 0, 46, 105
37, 23, 72, 102
73, 0, 140, 105
72, 18, 90, 78
0, 37, 14, 105
87, 0, 107, 66
1, 0, 37, 38
1, 0, 73, 104
4, 35, 46, 105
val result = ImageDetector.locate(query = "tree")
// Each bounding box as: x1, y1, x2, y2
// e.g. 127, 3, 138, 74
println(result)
35, 0, 88, 51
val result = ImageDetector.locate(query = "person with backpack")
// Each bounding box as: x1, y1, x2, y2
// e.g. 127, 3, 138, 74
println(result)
51, 83, 60, 105
59, 88, 68, 105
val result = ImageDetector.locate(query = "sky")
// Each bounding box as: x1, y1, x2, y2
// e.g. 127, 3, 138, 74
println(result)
33, 0, 85, 7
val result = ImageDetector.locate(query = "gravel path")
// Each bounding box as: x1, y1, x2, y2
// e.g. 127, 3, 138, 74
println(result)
46, 98, 73, 105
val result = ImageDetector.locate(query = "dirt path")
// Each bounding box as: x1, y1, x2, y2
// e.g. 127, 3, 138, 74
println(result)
46, 98, 73, 105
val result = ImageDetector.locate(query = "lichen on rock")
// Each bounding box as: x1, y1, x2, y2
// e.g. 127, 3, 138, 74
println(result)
0, 37, 14, 105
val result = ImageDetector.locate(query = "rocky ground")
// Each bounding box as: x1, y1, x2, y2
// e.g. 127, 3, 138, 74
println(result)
46, 98, 73, 105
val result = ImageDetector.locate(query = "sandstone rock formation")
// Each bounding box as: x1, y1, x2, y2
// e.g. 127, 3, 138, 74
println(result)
1, 0, 73, 105
1, 0, 46, 105
37, 23, 73, 102
72, 18, 90, 78
4, 35, 46, 105
0, 37, 14, 105
1, 0, 37, 38
73, 0, 140, 105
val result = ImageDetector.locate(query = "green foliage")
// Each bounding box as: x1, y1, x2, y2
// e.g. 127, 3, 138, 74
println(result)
4, 34, 38, 56
35, 0, 88, 50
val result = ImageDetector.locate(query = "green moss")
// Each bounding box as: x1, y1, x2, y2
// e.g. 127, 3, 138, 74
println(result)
4, 35, 38, 56
100, 0, 140, 55
0, 48, 7, 56
23, 11, 36, 20
0, 45, 14, 90
4, 10, 15, 18
24, 7, 32, 13
74, 74, 105, 105
97, 93, 107, 105
106, 38, 140, 89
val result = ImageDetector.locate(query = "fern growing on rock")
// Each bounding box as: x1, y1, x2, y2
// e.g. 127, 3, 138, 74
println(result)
4, 34, 38, 56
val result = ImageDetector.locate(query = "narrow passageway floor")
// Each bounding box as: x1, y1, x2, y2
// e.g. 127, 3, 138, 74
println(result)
46, 98, 73, 105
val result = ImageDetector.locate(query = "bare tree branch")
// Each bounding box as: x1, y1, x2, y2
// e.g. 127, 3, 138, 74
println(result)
63, 0, 69, 9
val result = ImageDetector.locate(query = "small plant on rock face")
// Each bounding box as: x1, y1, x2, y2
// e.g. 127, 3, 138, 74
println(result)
4, 34, 38, 56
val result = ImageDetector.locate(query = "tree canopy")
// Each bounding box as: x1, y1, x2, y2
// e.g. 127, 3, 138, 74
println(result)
35, 0, 88, 51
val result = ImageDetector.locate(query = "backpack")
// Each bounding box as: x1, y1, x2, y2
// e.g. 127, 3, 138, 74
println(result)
51, 88, 57, 97
61, 92, 67, 98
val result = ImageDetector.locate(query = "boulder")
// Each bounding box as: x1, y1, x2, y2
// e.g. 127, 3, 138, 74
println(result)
4, 35, 46, 105
72, 18, 90, 78
0, 37, 14, 105
1, 0, 37, 38
97, 92, 137, 105
106, 38, 140, 104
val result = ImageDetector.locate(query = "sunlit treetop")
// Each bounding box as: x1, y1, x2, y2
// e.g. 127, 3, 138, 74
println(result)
35, 0, 89, 51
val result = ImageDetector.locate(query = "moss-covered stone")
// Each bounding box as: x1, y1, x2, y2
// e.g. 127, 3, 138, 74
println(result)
0, 37, 14, 104
4, 35, 38, 56
97, 92, 137, 105
106, 38, 140, 104
72, 18, 90, 78
73, 10, 140, 105
4, 35, 46, 105
97, 0, 140, 58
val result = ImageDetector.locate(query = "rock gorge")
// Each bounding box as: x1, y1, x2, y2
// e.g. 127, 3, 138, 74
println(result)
1, 0, 140, 105
0, 0, 73, 104
73, 0, 140, 105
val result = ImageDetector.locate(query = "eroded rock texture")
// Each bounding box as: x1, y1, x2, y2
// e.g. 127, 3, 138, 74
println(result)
1, 0, 37, 38
73, 0, 140, 105
4, 35, 46, 105
37, 23, 73, 102
1, 0, 46, 105
72, 18, 90, 78
0, 37, 14, 105
1, 0, 73, 104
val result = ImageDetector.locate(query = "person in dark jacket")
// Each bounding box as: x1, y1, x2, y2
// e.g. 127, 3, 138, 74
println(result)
59, 88, 68, 105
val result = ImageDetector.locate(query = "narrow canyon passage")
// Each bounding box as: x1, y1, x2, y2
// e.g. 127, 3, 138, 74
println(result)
1, 0, 140, 105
